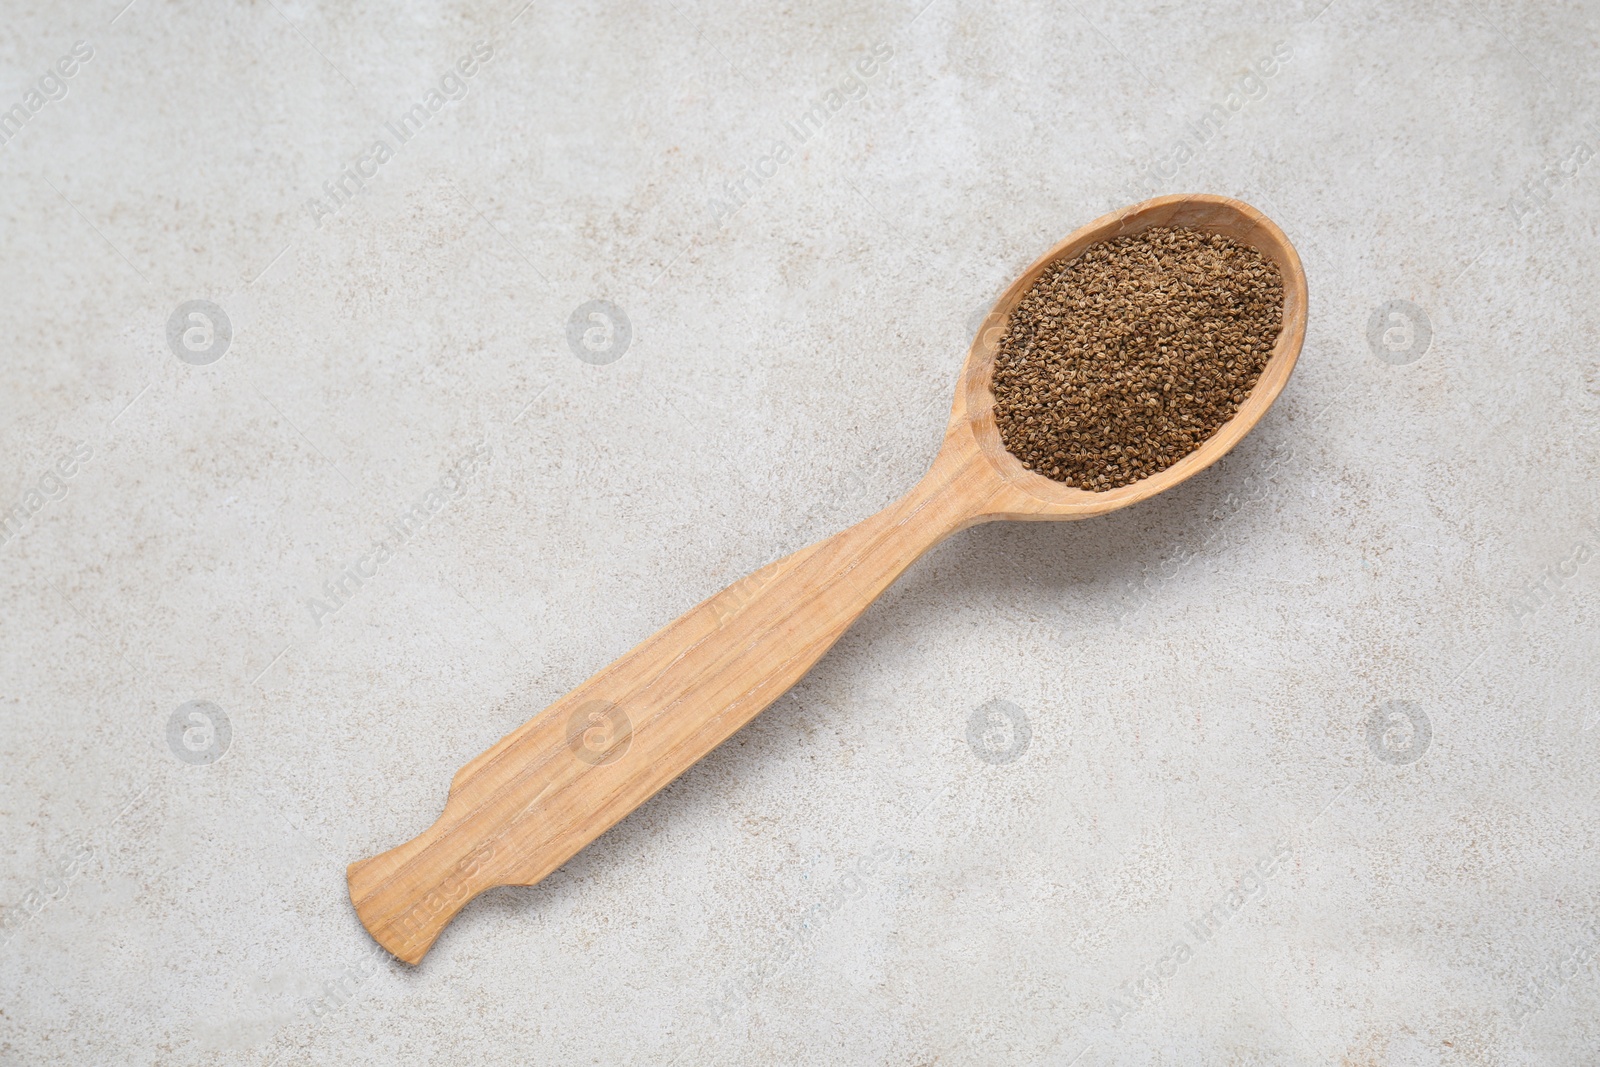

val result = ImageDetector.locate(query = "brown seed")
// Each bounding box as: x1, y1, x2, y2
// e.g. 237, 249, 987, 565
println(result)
991, 226, 1282, 491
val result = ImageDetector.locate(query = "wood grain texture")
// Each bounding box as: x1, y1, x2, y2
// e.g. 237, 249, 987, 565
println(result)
347, 193, 1309, 963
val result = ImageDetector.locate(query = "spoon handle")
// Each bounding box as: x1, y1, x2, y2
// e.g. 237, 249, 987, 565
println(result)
347, 441, 994, 962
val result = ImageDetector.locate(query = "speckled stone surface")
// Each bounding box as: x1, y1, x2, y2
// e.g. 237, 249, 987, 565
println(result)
2, 1, 1597, 1064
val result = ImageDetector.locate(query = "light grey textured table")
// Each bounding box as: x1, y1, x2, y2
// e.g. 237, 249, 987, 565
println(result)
2, 1, 1597, 1063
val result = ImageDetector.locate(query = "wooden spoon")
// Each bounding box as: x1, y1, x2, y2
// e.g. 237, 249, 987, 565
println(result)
348, 192, 1308, 963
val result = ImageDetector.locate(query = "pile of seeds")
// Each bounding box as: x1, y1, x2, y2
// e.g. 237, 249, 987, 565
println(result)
990, 226, 1283, 491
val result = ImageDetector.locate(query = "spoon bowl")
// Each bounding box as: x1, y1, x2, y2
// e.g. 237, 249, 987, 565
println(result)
951, 192, 1307, 522
348, 193, 1309, 963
